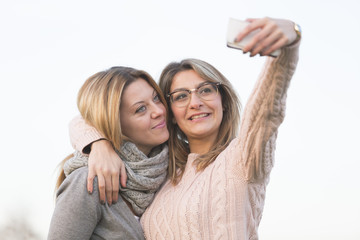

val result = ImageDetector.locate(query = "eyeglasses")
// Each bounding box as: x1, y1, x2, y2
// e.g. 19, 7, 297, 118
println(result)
167, 82, 221, 107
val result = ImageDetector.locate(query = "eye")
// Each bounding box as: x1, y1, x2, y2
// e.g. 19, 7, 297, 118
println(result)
153, 94, 160, 102
199, 85, 215, 96
173, 91, 188, 102
135, 105, 146, 113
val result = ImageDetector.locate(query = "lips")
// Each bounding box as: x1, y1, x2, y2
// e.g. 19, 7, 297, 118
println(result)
152, 120, 166, 129
189, 113, 210, 120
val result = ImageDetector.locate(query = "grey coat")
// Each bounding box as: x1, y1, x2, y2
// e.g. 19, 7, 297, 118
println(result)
48, 167, 144, 240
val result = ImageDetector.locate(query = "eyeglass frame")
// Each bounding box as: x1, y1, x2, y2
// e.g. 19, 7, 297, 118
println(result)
166, 82, 221, 107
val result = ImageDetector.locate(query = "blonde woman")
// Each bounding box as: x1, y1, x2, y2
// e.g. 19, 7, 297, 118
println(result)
48, 67, 169, 240
69, 17, 301, 239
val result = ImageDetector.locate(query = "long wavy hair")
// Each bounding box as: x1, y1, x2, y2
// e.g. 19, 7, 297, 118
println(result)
159, 58, 241, 185
55, 66, 167, 190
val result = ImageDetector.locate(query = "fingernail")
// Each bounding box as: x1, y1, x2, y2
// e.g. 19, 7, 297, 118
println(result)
100, 200, 105, 205
112, 200, 117, 204
88, 190, 92, 195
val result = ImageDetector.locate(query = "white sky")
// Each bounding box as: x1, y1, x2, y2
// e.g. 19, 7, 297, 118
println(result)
0, 0, 359, 239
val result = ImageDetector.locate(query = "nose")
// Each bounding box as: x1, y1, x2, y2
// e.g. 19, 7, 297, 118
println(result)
188, 92, 203, 109
150, 103, 165, 118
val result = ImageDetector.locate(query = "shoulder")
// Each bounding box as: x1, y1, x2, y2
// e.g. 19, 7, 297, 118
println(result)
50, 167, 103, 239
214, 137, 248, 178
59, 167, 89, 190
221, 137, 241, 157
57, 167, 100, 203
209, 138, 241, 168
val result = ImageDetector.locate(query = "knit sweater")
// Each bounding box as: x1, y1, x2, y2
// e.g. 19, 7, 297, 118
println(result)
48, 167, 145, 240
69, 41, 299, 239
140, 42, 300, 240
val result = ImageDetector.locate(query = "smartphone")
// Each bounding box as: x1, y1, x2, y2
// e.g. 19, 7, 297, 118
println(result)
226, 18, 280, 57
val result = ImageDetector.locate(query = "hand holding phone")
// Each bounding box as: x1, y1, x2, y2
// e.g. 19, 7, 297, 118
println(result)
226, 18, 281, 57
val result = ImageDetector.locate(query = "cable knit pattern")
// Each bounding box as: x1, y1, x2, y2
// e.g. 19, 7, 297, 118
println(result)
140, 42, 300, 240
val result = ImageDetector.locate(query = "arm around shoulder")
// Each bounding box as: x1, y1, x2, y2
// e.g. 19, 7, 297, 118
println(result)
69, 115, 105, 154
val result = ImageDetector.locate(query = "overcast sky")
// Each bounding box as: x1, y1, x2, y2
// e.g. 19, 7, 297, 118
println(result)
1, 0, 359, 239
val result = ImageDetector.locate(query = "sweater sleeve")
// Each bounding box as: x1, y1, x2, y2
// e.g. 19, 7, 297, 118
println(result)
234, 41, 300, 181
69, 115, 105, 153
48, 167, 102, 240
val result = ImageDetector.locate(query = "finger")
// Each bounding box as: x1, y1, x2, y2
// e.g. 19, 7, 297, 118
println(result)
262, 37, 288, 56
251, 28, 282, 56
111, 172, 119, 204
244, 20, 276, 54
245, 18, 257, 23
87, 168, 95, 194
97, 174, 106, 205
235, 18, 263, 43
105, 174, 113, 206
120, 165, 127, 188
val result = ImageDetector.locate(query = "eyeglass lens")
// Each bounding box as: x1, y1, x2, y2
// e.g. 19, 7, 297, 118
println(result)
171, 83, 218, 106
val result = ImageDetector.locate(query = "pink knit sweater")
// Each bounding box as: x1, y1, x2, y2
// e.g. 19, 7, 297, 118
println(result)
141, 43, 299, 239
69, 42, 299, 240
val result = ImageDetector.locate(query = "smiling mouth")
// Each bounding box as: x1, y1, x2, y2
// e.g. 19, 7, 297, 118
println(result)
152, 121, 166, 129
189, 113, 210, 120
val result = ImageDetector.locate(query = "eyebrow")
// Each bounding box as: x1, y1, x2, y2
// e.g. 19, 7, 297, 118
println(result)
131, 101, 144, 107
171, 81, 210, 92
129, 90, 157, 108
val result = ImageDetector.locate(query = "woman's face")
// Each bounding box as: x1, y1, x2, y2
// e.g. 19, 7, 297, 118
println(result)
170, 70, 223, 145
120, 78, 169, 155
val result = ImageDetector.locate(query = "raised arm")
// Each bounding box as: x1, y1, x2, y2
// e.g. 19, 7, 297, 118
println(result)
69, 115, 127, 205
235, 17, 300, 181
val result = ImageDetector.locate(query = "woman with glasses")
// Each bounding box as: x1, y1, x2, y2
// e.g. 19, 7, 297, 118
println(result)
68, 17, 301, 239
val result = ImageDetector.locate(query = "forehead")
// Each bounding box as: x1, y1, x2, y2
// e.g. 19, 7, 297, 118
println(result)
171, 70, 206, 91
122, 78, 154, 104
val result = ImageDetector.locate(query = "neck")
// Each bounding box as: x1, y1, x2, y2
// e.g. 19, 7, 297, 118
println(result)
136, 145, 152, 156
188, 135, 216, 154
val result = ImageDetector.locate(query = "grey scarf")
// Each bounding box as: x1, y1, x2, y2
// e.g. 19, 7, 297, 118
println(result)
63, 141, 168, 216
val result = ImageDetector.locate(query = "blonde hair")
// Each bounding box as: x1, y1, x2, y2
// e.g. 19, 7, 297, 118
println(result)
55, 66, 167, 191
159, 58, 242, 185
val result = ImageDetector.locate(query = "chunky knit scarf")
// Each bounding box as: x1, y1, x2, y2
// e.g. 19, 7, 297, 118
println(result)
63, 141, 168, 216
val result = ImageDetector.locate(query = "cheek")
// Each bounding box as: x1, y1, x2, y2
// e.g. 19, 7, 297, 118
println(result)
215, 98, 224, 121
159, 104, 166, 117
121, 115, 143, 137
214, 96, 223, 111
121, 119, 132, 137
171, 105, 182, 122
122, 119, 146, 142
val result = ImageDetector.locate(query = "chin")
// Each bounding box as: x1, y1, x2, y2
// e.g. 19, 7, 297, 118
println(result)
156, 135, 169, 145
